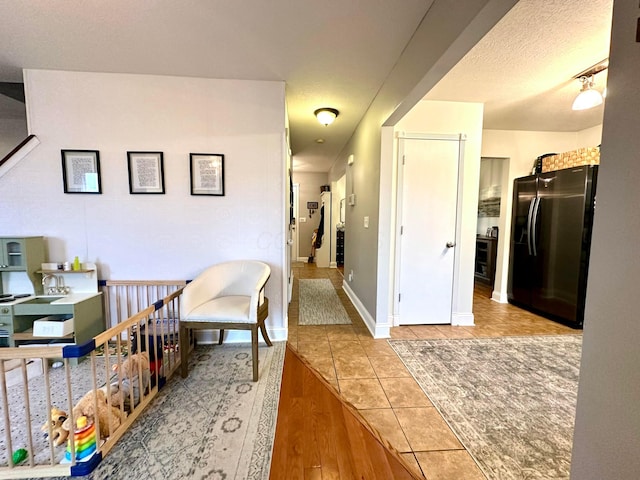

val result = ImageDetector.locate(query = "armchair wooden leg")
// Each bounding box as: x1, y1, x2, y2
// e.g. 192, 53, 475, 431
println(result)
259, 322, 273, 347
251, 326, 259, 382
180, 323, 190, 379
218, 329, 225, 345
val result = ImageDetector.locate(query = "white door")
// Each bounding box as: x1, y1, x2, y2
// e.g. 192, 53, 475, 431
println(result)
396, 136, 462, 324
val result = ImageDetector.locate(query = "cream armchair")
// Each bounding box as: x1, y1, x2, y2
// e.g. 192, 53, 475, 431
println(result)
179, 260, 272, 381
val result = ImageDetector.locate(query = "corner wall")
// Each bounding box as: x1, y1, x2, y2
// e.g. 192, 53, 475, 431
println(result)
571, 0, 640, 476
0, 69, 287, 339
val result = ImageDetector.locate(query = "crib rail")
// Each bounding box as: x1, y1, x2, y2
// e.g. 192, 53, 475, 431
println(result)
100, 280, 186, 329
0, 284, 184, 478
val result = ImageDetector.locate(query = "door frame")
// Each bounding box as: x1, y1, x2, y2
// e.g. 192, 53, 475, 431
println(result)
392, 132, 466, 326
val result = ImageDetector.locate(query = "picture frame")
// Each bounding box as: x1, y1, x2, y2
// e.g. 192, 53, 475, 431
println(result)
127, 151, 165, 194
61, 150, 102, 194
190, 153, 225, 196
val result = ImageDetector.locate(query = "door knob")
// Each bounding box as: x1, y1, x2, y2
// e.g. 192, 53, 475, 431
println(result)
446, 242, 456, 248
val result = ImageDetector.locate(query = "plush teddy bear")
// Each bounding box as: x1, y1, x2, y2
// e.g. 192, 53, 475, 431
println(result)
62, 389, 127, 439
41, 407, 69, 447
110, 352, 151, 410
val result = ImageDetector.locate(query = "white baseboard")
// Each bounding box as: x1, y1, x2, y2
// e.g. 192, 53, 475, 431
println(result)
297, 256, 309, 262
452, 312, 475, 326
342, 281, 390, 339
195, 325, 289, 344
330, 261, 337, 268
492, 290, 508, 303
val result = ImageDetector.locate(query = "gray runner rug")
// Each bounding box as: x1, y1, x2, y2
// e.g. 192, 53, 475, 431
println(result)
298, 279, 351, 325
2, 342, 285, 480
389, 335, 582, 480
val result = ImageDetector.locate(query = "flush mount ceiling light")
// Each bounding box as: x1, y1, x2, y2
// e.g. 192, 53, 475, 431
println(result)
314, 108, 339, 126
571, 59, 608, 111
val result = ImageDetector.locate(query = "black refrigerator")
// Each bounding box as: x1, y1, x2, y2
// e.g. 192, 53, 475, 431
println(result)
507, 165, 598, 327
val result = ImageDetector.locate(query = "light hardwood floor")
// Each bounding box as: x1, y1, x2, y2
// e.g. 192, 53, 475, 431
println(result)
275, 263, 578, 479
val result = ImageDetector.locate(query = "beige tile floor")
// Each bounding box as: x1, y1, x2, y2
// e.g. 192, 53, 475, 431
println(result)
287, 262, 577, 480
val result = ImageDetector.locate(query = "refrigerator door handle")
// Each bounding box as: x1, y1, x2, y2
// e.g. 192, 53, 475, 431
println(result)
532, 197, 541, 256
527, 198, 536, 255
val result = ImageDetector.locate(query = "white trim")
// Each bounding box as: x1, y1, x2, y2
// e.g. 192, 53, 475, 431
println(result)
452, 312, 474, 326
396, 131, 466, 142
343, 280, 390, 338
491, 290, 508, 303
0, 135, 40, 179
297, 256, 308, 263
329, 261, 337, 268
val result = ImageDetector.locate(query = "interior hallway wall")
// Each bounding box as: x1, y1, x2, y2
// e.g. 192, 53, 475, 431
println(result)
329, 0, 518, 336
0, 69, 287, 340
291, 171, 328, 260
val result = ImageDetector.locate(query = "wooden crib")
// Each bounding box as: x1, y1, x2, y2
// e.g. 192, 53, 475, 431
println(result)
0, 281, 185, 478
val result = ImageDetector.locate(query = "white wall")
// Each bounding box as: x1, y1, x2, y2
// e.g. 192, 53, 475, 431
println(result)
481, 127, 603, 302
0, 69, 287, 340
571, 1, 640, 476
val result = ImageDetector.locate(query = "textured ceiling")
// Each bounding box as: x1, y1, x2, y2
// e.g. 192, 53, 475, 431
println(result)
0, 0, 613, 172
427, 0, 613, 132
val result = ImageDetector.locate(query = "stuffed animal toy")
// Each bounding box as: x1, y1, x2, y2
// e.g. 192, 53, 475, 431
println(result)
62, 389, 126, 439
110, 352, 151, 410
41, 407, 69, 447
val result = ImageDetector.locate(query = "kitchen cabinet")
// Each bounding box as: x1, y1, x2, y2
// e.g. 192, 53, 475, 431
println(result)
475, 236, 497, 287
0, 307, 12, 347
9, 293, 104, 347
0, 236, 46, 295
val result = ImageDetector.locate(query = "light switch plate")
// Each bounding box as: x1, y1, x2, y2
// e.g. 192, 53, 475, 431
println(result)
364, 216, 369, 228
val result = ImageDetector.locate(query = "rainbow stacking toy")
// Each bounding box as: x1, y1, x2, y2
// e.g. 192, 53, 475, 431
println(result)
65, 416, 97, 462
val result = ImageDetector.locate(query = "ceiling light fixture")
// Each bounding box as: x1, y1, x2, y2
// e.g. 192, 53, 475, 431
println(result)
314, 108, 339, 126
572, 75, 603, 111
571, 59, 608, 111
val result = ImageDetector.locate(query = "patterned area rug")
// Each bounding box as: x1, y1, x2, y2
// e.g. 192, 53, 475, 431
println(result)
2, 342, 285, 480
298, 279, 351, 325
389, 335, 582, 480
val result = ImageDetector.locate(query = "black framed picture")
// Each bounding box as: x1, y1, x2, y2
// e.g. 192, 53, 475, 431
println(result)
61, 150, 102, 194
127, 151, 165, 194
189, 153, 225, 196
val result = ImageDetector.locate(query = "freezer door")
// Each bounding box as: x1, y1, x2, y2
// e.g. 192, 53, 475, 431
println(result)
532, 167, 589, 323
507, 175, 537, 306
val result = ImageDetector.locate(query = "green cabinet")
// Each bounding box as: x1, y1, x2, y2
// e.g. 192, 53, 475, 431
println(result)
11, 293, 105, 347
0, 307, 12, 347
0, 236, 45, 295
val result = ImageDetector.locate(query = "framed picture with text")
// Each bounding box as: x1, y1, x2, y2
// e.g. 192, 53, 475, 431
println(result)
190, 153, 225, 196
127, 151, 165, 194
61, 150, 102, 194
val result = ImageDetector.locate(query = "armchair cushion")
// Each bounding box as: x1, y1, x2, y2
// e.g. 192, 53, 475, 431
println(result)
185, 296, 252, 323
